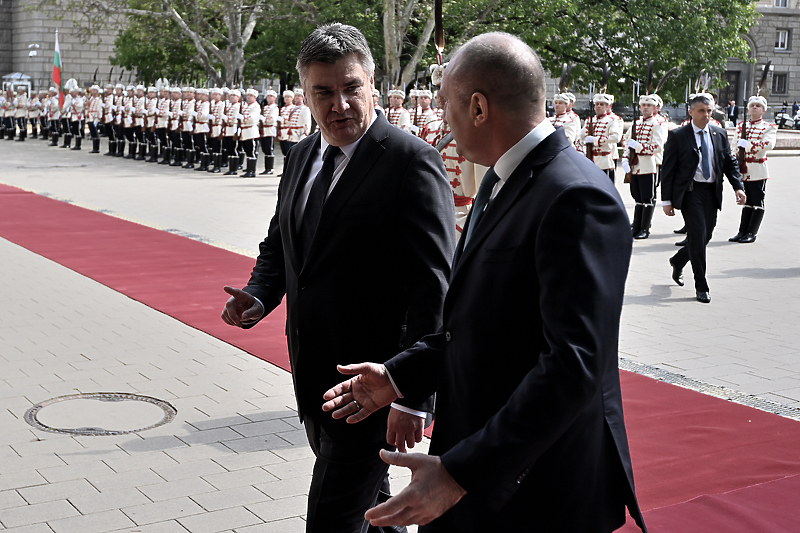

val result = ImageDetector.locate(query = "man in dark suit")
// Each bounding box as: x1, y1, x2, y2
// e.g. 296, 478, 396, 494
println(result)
321, 33, 646, 533
220, 24, 456, 533
727, 100, 739, 124
662, 93, 746, 303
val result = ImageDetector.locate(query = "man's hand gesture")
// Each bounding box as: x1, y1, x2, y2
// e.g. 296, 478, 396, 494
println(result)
322, 363, 398, 424
220, 286, 263, 327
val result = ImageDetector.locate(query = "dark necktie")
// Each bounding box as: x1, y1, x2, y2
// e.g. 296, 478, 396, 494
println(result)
300, 145, 340, 261
464, 168, 500, 246
698, 130, 711, 181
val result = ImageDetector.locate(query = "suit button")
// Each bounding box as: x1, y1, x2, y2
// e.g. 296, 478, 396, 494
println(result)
516, 468, 530, 484
444, 331, 452, 341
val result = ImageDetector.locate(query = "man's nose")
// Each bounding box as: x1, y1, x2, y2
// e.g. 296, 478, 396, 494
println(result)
332, 93, 350, 113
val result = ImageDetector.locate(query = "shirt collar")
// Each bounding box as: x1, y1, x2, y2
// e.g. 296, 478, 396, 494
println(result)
691, 121, 710, 135
319, 110, 378, 161
494, 119, 556, 182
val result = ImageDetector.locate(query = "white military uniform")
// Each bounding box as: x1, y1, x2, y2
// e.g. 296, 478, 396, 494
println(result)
277, 100, 294, 142
549, 94, 580, 145
580, 94, 623, 172
622, 113, 665, 176
438, 127, 488, 239
286, 101, 311, 142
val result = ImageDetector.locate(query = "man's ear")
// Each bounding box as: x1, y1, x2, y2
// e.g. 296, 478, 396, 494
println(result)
471, 92, 489, 127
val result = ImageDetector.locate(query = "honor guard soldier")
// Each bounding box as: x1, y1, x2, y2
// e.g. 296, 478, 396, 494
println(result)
220, 86, 231, 168
258, 89, 278, 174
549, 93, 579, 145
222, 89, 242, 175
144, 86, 159, 161
86, 84, 103, 153
239, 88, 261, 177
0, 89, 10, 140
276, 89, 295, 156
37, 90, 49, 140
434, 91, 445, 121
730, 95, 776, 244
26, 90, 41, 139
112, 84, 125, 156
14, 86, 28, 141
59, 80, 75, 148
622, 93, 666, 239
46, 87, 61, 146
67, 83, 85, 150
565, 92, 584, 151
372, 88, 384, 114
166, 86, 183, 165
285, 88, 312, 149
411, 88, 435, 135
580, 92, 623, 181
101, 84, 115, 154
122, 85, 136, 157
155, 84, 171, 164
419, 112, 446, 148
386, 88, 412, 132
207, 87, 225, 172
180, 87, 196, 168
132, 85, 147, 160
193, 88, 211, 171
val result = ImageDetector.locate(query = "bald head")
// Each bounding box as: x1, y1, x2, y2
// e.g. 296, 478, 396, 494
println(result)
447, 33, 545, 120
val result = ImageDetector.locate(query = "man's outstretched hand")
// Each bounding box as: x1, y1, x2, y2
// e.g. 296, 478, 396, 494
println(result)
322, 363, 398, 424
220, 286, 263, 327
364, 450, 466, 527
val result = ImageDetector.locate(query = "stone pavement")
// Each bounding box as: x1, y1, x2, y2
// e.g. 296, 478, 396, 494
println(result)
1, 137, 800, 532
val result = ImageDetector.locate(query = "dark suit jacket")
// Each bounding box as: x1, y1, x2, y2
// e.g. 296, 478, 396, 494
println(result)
243, 111, 455, 446
386, 129, 646, 532
660, 123, 743, 210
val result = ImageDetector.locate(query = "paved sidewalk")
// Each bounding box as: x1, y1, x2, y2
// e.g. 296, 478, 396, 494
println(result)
1, 137, 800, 532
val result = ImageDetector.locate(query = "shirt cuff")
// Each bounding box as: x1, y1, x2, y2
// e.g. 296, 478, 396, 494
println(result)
383, 364, 404, 399
390, 403, 427, 418
241, 296, 265, 325
662, 200, 672, 206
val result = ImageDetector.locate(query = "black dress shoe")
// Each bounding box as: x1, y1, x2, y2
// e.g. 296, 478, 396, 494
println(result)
696, 291, 711, 303
669, 258, 684, 287
675, 238, 687, 247
674, 226, 687, 234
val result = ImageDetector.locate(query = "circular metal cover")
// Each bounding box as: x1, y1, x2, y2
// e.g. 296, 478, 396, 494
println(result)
24, 392, 177, 436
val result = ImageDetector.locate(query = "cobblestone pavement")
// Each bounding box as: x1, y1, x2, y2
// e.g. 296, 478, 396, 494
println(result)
1, 137, 799, 532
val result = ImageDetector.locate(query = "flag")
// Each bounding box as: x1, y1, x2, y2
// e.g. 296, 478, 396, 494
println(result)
52, 31, 63, 108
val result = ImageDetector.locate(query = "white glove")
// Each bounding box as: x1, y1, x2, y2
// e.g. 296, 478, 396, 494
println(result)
191, 111, 197, 117
409, 124, 420, 134
207, 113, 214, 121
94, 120, 99, 127
627, 139, 642, 151
621, 159, 631, 173
584, 135, 596, 144
737, 139, 748, 148
111, 105, 116, 111
275, 116, 283, 123
258, 116, 264, 123
236, 113, 244, 120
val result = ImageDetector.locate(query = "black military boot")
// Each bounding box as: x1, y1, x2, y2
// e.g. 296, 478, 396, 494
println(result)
136, 143, 146, 161
125, 142, 137, 159
634, 205, 655, 240
238, 152, 245, 170
90, 138, 101, 153
241, 157, 257, 178
739, 209, 765, 244
61, 134, 72, 148
159, 147, 171, 165
170, 148, 183, 166
41, 128, 49, 141
16, 129, 26, 141
147, 144, 159, 162
6, 127, 14, 141
630, 204, 643, 237
260, 155, 274, 175
223, 159, 238, 175
71, 137, 82, 150
221, 153, 229, 168
182, 150, 195, 169
729, 208, 753, 242
195, 153, 209, 171
31, 124, 38, 139
49, 133, 59, 146
116, 140, 125, 156
105, 140, 116, 155
0, 127, 5, 140
209, 154, 222, 173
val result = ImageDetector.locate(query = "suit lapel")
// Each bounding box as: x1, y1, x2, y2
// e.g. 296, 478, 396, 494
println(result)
286, 134, 320, 272
451, 131, 570, 281
300, 114, 390, 271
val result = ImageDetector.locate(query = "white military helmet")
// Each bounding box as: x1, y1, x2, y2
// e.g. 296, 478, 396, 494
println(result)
230, 89, 242, 97
748, 95, 768, 109
593, 93, 614, 105
293, 88, 304, 95
135, 84, 145, 92
64, 78, 79, 91
265, 89, 277, 97
246, 88, 258, 98
553, 93, 571, 104
89, 84, 100, 91
282, 89, 294, 98
196, 88, 209, 95
639, 94, 659, 106
115, 83, 124, 90
210, 87, 222, 95
388, 89, 405, 98
147, 86, 157, 93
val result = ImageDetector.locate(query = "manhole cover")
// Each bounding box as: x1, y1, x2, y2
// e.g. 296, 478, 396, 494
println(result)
25, 393, 177, 436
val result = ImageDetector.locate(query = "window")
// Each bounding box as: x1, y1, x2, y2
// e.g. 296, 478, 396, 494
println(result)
776, 30, 790, 50
773, 73, 788, 94
775, 0, 788, 7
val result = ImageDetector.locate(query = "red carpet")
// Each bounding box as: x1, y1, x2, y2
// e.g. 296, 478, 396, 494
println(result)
3, 183, 800, 531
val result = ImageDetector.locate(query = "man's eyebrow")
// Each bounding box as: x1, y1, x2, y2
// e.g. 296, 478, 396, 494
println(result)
311, 78, 363, 91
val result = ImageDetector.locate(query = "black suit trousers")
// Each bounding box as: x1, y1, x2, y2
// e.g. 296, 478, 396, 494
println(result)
671, 182, 718, 292
303, 415, 405, 533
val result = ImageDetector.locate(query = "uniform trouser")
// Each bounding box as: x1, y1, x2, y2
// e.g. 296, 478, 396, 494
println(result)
156, 128, 168, 149
181, 131, 194, 152
88, 121, 99, 139
208, 136, 221, 155
223, 136, 237, 158
49, 119, 60, 134
239, 138, 256, 159
17, 117, 27, 134
169, 129, 182, 150
106, 122, 116, 142
193, 133, 208, 155
29, 118, 38, 135
744, 179, 766, 209
124, 126, 135, 143
279, 139, 295, 156
39, 116, 47, 132
70, 120, 82, 137
671, 182, 718, 293
303, 415, 405, 533
145, 128, 156, 147
259, 135, 274, 157
630, 173, 657, 206
61, 118, 70, 136
601, 168, 615, 182
134, 125, 144, 144
4, 117, 13, 131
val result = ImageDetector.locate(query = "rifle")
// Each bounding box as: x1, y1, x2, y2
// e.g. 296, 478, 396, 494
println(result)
586, 64, 610, 160
625, 61, 653, 183
740, 61, 772, 175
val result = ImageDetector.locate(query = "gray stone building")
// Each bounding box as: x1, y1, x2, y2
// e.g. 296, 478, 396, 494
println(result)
723, 0, 800, 110
0, 0, 121, 92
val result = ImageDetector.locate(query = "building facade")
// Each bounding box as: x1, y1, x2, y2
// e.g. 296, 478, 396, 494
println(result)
0, 0, 121, 92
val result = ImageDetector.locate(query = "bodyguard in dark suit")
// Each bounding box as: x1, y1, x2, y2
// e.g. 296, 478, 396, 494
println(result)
661, 93, 746, 303
322, 33, 646, 532
221, 24, 455, 533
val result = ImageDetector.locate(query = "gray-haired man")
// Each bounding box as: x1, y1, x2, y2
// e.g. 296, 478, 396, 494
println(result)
221, 24, 455, 533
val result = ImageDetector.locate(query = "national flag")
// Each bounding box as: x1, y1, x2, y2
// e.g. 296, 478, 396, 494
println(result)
52, 31, 64, 108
